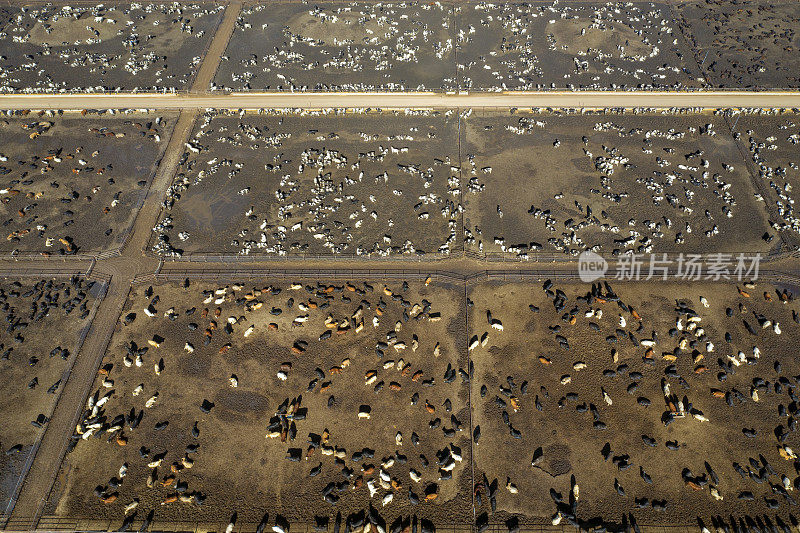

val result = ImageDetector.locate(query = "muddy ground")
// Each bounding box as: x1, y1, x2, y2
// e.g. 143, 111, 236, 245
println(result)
0, 3, 223, 93
675, 0, 800, 89
461, 109, 777, 258
45, 278, 471, 528
213, 2, 457, 92
457, 1, 701, 91
152, 109, 789, 260
152, 109, 461, 258
1, 1, 798, 93
469, 278, 800, 528
730, 111, 800, 249
40, 276, 800, 530
0, 111, 176, 256
0, 276, 101, 516
214, 1, 715, 92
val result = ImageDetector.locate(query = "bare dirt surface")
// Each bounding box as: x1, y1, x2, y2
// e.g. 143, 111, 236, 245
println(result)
44, 278, 471, 529
457, 1, 702, 91
2, 91, 800, 533
213, 2, 456, 92
0, 0, 799, 95
0, 276, 100, 516
213, 0, 709, 92
152, 109, 461, 258
731, 111, 800, 249
469, 279, 800, 528
0, 7, 12, 33
0, 110, 176, 256
0, 3, 224, 93
460, 109, 777, 258
675, 0, 800, 89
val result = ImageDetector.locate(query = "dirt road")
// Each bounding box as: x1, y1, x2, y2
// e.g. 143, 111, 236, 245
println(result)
1, 92, 799, 110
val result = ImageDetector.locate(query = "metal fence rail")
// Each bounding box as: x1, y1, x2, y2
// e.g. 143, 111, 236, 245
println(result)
14, 514, 767, 533
158, 247, 798, 265
0, 268, 107, 280
132, 267, 800, 286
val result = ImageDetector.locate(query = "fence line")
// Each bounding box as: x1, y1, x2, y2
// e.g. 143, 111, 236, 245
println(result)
1, 246, 795, 267
160, 248, 797, 265
8, 514, 766, 533
131, 267, 800, 287
0, 268, 110, 281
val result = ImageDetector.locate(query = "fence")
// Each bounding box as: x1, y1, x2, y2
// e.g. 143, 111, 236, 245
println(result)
157, 247, 798, 266
130, 266, 800, 287
6, 514, 775, 533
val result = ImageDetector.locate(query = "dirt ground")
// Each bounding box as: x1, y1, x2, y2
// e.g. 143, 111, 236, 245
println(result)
213, 2, 457, 92
0, 276, 101, 515
45, 278, 471, 529
461, 109, 776, 258
40, 275, 800, 530
0, 3, 224, 93
0, 111, 176, 256
457, 1, 702, 91
0, 7, 12, 32
152, 110, 461, 258
1, 1, 798, 93
730, 111, 800, 249
151, 109, 789, 260
675, 0, 800, 89
214, 1, 709, 92
469, 278, 800, 528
